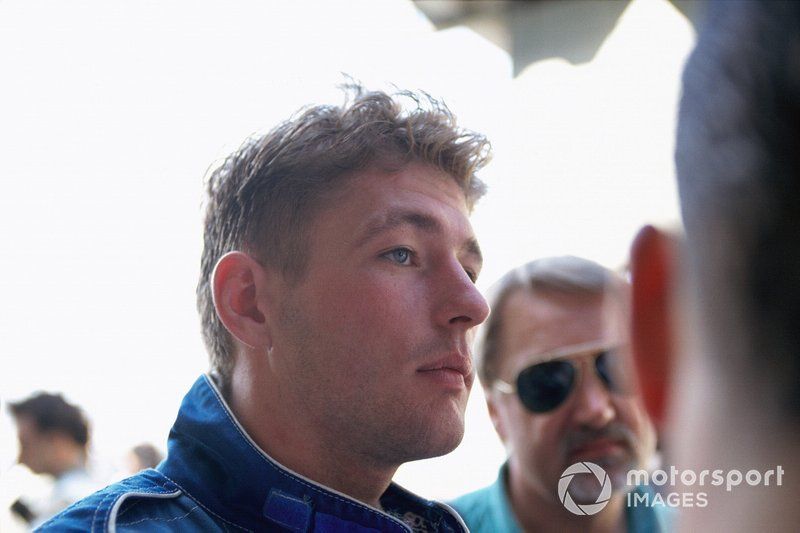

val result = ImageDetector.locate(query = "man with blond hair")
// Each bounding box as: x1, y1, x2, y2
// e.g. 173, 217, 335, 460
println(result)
42, 85, 491, 532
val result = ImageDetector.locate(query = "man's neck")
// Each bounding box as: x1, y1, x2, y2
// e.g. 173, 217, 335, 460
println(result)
507, 466, 627, 533
227, 365, 396, 509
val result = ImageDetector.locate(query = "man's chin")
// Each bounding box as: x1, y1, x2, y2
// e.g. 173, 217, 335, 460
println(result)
414, 439, 462, 461
389, 407, 465, 462
416, 419, 465, 459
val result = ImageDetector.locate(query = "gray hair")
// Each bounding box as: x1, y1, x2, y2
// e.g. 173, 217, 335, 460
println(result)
475, 256, 626, 386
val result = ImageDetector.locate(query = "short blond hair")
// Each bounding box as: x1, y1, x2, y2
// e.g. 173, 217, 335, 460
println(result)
197, 84, 492, 394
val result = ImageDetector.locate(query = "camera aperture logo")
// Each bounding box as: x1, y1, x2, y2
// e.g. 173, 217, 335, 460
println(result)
558, 462, 612, 515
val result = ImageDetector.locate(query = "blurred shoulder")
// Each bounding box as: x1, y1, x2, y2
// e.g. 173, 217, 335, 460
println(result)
449, 484, 501, 533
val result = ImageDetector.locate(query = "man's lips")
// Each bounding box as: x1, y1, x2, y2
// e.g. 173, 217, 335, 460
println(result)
417, 353, 473, 389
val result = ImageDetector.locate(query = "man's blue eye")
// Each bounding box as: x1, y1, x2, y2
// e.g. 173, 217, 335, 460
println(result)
388, 248, 411, 264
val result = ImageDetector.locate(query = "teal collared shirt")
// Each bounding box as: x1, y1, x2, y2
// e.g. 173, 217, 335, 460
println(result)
450, 464, 671, 533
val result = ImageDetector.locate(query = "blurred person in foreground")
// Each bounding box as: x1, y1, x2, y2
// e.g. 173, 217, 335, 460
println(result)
41, 85, 491, 531
629, 1, 800, 530
8, 393, 98, 528
451, 257, 665, 533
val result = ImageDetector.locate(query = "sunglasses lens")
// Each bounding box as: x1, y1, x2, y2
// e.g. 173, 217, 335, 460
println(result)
516, 361, 575, 413
596, 350, 625, 393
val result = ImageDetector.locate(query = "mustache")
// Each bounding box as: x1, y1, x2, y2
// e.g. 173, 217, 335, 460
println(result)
563, 423, 636, 455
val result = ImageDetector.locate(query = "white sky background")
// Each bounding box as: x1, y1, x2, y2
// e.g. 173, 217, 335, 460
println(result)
0, 0, 694, 511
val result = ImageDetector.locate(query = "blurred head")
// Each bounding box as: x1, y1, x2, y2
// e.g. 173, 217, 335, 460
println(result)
203, 84, 492, 465
631, 0, 800, 449
127, 443, 164, 472
674, 0, 800, 423
630, 1, 800, 529
9, 393, 89, 476
198, 84, 490, 398
479, 257, 655, 505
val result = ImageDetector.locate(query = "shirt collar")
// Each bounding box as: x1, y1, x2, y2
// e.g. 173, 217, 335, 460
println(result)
158, 375, 465, 532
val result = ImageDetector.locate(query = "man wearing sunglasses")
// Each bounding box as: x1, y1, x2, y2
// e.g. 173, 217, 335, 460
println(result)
451, 256, 664, 533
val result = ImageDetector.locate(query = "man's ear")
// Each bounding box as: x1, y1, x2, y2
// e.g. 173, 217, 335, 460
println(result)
212, 251, 273, 350
486, 392, 508, 444
629, 225, 678, 432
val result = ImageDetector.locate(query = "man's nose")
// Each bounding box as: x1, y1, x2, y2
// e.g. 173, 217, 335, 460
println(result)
571, 365, 616, 428
434, 263, 490, 329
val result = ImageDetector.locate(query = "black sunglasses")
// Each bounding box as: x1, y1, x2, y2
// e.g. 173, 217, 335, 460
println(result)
493, 341, 630, 413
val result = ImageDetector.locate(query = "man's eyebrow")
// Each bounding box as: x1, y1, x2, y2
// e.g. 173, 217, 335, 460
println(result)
356, 209, 442, 246
465, 237, 483, 269
356, 207, 483, 266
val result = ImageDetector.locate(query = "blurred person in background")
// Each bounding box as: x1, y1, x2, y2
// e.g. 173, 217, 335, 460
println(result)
8, 393, 98, 528
40, 84, 491, 531
105, 443, 165, 485
124, 443, 163, 474
629, 1, 800, 530
451, 256, 666, 533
